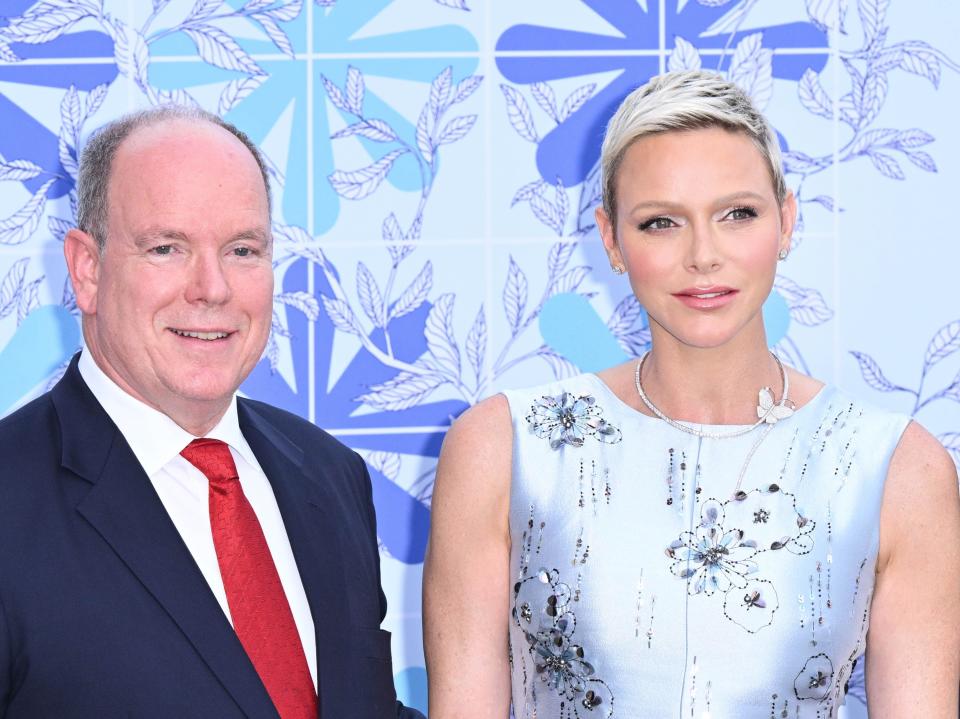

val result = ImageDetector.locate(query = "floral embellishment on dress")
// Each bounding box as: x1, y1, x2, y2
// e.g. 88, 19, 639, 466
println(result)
733, 485, 816, 555
528, 617, 598, 700
666, 502, 758, 596
527, 392, 622, 449
512, 566, 614, 716
665, 492, 813, 633
793, 653, 834, 701
722, 578, 780, 634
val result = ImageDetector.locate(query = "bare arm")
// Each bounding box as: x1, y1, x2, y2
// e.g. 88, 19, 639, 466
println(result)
867, 421, 960, 716
423, 395, 513, 717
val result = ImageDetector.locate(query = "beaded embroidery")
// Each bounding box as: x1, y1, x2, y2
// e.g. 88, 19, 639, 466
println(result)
505, 377, 907, 717
512, 567, 615, 717
526, 392, 622, 449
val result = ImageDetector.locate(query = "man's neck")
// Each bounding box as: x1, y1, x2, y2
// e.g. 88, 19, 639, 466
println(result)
79, 344, 232, 437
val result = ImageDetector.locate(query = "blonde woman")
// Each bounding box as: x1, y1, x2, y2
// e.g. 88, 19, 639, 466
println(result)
424, 71, 960, 717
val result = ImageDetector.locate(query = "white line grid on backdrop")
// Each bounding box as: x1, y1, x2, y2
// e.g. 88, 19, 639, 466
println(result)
1, 0, 958, 713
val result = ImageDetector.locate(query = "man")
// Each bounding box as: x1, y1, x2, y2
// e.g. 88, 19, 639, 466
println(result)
0, 107, 423, 719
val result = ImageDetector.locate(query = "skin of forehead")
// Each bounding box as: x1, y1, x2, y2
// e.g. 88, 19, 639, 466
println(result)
105, 118, 268, 231
615, 127, 778, 217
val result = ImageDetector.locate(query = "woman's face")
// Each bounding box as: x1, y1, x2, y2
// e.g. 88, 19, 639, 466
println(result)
596, 126, 796, 351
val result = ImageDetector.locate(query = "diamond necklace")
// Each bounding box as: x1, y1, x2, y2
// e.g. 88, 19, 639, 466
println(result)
633, 350, 793, 440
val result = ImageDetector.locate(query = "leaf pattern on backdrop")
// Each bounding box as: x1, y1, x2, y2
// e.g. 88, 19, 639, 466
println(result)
0, 2, 958, 581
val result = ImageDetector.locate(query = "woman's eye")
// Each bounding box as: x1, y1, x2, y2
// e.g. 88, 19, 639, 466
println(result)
727, 206, 758, 221
639, 217, 675, 231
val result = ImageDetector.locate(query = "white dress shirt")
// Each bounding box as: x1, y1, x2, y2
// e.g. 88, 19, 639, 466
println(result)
78, 348, 318, 689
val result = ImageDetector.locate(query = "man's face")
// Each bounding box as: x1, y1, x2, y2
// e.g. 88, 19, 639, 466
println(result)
77, 119, 273, 428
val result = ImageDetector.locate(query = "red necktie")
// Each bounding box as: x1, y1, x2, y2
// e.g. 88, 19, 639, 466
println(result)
181, 438, 317, 719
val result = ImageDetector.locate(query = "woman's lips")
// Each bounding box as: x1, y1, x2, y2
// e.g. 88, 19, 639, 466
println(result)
672, 287, 738, 310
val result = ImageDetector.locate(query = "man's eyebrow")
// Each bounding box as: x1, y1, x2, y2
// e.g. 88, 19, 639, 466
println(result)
132, 228, 271, 248
231, 228, 271, 245
133, 229, 189, 248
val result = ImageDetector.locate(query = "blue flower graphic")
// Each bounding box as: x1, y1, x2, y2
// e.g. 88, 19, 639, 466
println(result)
496, 0, 828, 186
0, 0, 117, 200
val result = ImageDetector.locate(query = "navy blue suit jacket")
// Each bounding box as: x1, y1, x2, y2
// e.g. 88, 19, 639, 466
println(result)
0, 356, 424, 719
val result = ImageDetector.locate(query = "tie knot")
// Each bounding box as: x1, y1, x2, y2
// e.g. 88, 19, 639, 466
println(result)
181, 438, 239, 484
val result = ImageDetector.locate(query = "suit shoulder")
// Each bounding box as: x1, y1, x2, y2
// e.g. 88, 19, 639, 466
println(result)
0, 391, 57, 445
0, 392, 60, 495
238, 398, 361, 466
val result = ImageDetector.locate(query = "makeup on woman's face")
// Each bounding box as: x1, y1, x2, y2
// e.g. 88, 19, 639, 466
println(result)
600, 126, 794, 350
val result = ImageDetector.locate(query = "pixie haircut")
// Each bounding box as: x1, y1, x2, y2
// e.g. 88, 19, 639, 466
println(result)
600, 70, 787, 223
76, 105, 272, 251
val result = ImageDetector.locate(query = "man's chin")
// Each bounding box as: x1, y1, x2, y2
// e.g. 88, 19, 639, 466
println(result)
159, 376, 242, 409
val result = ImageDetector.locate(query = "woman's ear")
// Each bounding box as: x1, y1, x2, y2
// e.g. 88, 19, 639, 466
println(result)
596, 206, 625, 272
778, 191, 798, 256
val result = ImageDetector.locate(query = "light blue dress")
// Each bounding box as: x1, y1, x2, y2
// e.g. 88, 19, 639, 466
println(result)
503, 374, 909, 719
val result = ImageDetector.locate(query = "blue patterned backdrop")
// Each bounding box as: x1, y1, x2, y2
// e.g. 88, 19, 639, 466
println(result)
1, 0, 958, 713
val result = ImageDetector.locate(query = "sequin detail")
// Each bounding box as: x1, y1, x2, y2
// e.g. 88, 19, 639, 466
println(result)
526, 392, 622, 449
513, 567, 614, 716
793, 653, 834, 701
504, 377, 908, 717
665, 493, 815, 631
666, 521, 759, 596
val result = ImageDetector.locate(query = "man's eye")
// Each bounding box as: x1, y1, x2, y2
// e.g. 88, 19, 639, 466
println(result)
233, 246, 252, 257
151, 245, 173, 256
639, 217, 675, 231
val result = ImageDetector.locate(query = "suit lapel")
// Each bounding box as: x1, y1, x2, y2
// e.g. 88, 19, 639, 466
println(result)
53, 358, 279, 719
239, 403, 350, 719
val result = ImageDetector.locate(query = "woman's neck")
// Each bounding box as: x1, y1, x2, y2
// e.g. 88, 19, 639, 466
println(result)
641, 324, 783, 426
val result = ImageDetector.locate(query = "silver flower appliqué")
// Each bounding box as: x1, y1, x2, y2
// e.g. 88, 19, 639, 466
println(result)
527, 392, 622, 449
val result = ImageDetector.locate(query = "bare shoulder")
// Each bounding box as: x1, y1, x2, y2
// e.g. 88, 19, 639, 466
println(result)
887, 420, 957, 497
890, 419, 955, 469
439, 394, 513, 473
880, 420, 959, 566
443, 393, 512, 447
434, 394, 514, 511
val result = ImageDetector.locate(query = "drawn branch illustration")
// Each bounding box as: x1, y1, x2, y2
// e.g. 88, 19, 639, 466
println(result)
851, 319, 960, 414
261, 66, 489, 407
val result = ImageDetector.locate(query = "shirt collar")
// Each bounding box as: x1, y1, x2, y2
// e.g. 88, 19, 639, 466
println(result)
78, 346, 256, 475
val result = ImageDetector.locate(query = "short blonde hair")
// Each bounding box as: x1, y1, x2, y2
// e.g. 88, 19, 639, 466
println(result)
600, 70, 786, 222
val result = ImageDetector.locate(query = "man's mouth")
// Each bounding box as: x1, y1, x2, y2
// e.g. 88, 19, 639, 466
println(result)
169, 328, 231, 341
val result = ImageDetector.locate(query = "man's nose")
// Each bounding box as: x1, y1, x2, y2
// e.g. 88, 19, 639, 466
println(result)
184, 252, 231, 305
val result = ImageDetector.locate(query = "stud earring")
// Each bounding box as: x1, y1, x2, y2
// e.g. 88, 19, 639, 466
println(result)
778, 248, 789, 261
612, 264, 626, 275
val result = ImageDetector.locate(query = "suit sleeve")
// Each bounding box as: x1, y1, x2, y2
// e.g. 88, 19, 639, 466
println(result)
356, 457, 390, 623
355, 457, 427, 719
0, 590, 11, 714
396, 699, 427, 719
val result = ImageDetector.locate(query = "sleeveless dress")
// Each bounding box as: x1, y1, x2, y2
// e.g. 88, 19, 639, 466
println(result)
502, 374, 909, 719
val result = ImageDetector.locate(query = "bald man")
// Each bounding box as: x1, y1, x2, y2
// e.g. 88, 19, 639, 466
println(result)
0, 107, 422, 719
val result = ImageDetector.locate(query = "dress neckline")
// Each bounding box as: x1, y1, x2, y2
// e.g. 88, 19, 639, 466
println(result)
583, 371, 832, 435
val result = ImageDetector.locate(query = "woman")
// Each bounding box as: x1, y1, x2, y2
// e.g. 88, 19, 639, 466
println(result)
423, 71, 960, 717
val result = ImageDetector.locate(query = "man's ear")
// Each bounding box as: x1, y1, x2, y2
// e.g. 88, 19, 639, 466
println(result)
64, 229, 101, 315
